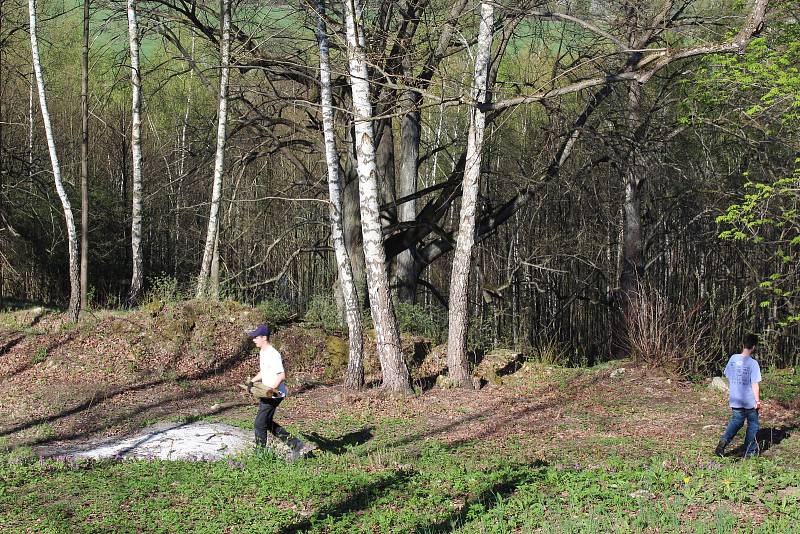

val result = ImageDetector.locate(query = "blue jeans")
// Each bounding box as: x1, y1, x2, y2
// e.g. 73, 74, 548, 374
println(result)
721, 408, 760, 456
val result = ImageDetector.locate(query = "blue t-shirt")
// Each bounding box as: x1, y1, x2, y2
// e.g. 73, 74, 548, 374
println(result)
724, 354, 761, 409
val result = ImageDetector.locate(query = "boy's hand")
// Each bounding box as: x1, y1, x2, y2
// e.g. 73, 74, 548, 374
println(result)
755, 400, 762, 410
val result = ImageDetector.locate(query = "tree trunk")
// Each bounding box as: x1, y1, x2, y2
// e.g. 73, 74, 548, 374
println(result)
620, 81, 644, 301
126, 0, 144, 306
316, 0, 365, 390
197, 0, 231, 299
446, 1, 494, 388
342, 163, 367, 305
375, 118, 396, 220
80, 0, 90, 311
175, 34, 194, 276
392, 89, 420, 303
28, 0, 80, 321
343, 0, 411, 394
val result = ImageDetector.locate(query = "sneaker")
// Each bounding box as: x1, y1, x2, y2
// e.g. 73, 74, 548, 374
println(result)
714, 440, 727, 457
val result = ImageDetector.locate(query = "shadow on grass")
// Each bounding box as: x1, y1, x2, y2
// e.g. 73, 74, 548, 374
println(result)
305, 426, 373, 454
278, 468, 416, 534
727, 425, 795, 457
414, 460, 548, 533
278, 459, 548, 534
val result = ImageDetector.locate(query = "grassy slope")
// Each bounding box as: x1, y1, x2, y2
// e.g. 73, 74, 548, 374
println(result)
1, 304, 799, 533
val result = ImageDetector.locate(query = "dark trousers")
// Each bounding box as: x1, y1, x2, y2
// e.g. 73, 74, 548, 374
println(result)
721, 407, 760, 456
254, 397, 299, 449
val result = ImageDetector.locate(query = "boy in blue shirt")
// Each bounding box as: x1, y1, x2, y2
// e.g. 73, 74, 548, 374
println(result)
715, 334, 762, 458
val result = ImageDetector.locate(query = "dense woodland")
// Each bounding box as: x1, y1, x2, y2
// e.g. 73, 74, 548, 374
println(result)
0, 0, 797, 385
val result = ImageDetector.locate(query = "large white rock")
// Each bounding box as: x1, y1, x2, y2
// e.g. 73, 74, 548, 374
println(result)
709, 376, 729, 393
41, 421, 256, 461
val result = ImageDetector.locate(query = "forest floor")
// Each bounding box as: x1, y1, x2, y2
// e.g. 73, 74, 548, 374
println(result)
1, 301, 799, 532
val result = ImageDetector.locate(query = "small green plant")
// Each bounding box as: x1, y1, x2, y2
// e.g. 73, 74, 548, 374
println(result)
32, 347, 48, 364
527, 336, 569, 366
257, 298, 292, 324
467, 319, 495, 353
142, 273, 184, 305
85, 286, 97, 311
304, 294, 343, 331
761, 367, 800, 404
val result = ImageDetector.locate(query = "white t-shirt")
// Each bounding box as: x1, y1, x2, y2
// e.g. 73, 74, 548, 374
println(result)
259, 345, 287, 397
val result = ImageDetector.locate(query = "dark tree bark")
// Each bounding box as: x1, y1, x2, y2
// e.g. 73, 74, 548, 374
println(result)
80, 0, 90, 311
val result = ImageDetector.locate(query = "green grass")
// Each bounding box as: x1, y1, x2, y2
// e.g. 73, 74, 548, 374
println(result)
2, 424, 799, 533
762, 367, 800, 404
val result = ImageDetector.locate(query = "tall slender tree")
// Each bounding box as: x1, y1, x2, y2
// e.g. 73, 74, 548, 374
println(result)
446, 1, 494, 387
126, 0, 144, 306
28, 0, 80, 321
315, 0, 364, 390
80, 0, 90, 311
197, 0, 231, 299
343, 0, 411, 394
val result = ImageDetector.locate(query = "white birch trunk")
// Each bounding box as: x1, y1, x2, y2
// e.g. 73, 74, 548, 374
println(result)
126, 0, 144, 306
28, 0, 80, 321
196, 0, 231, 299
316, 0, 365, 389
343, 0, 411, 394
446, 2, 494, 387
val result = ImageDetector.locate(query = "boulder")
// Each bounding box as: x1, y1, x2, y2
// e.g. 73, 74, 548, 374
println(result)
323, 335, 348, 379
435, 375, 460, 389
472, 349, 524, 386
709, 376, 729, 393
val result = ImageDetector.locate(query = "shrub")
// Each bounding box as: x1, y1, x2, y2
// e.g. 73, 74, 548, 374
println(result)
624, 285, 717, 377
142, 273, 184, 305
304, 294, 343, 331
467, 319, 495, 354
256, 298, 292, 324
527, 336, 569, 366
395, 302, 446, 341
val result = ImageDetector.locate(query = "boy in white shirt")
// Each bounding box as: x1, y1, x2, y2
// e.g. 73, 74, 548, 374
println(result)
247, 324, 312, 460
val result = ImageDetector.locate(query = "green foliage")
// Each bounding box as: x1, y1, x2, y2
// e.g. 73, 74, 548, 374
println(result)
761, 367, 800, 404
394, 302, 446, 341
256, 298, 292, 324
32, 347, 48, 364
688, 12, 800, 331
304, 295, 343, 331
467, 319, 495, 354
716, 168, 800, 327
142, 273, 184, 305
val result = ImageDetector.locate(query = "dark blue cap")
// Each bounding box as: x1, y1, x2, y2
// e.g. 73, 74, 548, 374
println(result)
248, 324, 271, 338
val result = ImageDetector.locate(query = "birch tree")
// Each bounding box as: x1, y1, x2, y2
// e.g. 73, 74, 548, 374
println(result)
343, 0, 411, 394
28, 0, 80, 321
196, 0, 231, 299
316, 0, 364, 389
126, 0, 144, 306
446, 1, 494, 387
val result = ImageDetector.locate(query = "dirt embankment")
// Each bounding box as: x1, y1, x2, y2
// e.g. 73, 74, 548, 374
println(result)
1, 302, 798, 458
0, 302, 327, 446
